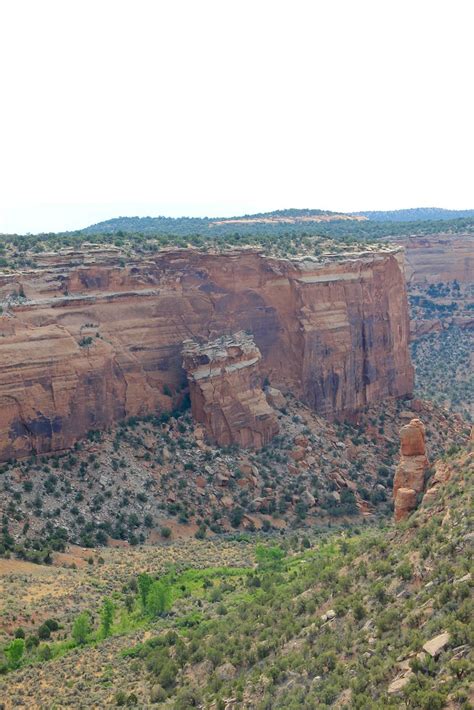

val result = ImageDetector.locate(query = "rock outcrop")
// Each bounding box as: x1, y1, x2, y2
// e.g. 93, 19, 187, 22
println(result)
422, 460, 453, 506
393, 418, 429, 521
423, 426, 474, 505
182, 332, 278, 448
0, 248, 413, 461
264, 386, 287, 411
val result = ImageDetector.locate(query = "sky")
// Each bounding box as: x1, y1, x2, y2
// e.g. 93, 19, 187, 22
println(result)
1, 0, 473, 234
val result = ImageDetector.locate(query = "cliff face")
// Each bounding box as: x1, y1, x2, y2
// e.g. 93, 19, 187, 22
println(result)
395, 234, 474, 284
402, 234, 474, 340
0, 248, 413, 460
182, 332, 279, 448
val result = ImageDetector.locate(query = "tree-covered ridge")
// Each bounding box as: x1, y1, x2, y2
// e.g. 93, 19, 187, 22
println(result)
229, 208, 343, 218
80, 209, 355, 236
80, 212, 474, 239
353, 207, 474, 222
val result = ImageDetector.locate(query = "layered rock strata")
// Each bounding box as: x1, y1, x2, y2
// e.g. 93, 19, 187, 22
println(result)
0, 248, 413, 460
393, 234, 474, 284
182, 332, 278, 448
393, 418, 429, 521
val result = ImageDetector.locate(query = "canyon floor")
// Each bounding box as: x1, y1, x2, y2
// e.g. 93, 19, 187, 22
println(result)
0, 393, 469, 561
0, 445, 471, 709
0, 392, 471, 708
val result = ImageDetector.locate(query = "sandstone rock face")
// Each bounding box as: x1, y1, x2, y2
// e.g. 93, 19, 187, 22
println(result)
182, 332, 278, 448
0, 248, 413, 461
395, 234, 474, 284
394, 488, 418, 521
393, 418, 429, 521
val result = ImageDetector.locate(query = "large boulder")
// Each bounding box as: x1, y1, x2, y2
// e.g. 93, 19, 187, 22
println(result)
215, 662, 237, 680
423, 632, 450, 657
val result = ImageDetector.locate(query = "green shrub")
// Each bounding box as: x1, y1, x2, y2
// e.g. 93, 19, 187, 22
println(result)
5, 638, 24, 668
146, 581, 172, 618
72, 612, 91, 645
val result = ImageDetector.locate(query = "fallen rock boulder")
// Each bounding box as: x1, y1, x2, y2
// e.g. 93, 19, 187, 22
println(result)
388, 672, 413, 694
423, 632, 450, 657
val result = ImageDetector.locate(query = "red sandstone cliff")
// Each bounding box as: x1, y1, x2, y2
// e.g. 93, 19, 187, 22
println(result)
0, 248, 414, 460
182, 332, 278, 448
393, 233, 474, 285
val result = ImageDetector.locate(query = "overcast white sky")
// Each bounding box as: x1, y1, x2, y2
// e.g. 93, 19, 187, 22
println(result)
1, 0, 473, 233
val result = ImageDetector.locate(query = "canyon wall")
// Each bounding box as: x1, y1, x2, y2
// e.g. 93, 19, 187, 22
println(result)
394, 233, 474, 339
0, 248, 413, 460
394, 233, 474, 284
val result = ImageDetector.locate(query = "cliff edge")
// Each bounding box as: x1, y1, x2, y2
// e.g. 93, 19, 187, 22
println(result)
0, 248, 413, 460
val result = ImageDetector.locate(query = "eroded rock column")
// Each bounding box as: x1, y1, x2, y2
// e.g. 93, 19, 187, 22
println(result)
393, 418, 429, 521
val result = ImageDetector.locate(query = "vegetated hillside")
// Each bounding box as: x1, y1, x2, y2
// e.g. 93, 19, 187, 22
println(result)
411, 328, 474, 422
0, 443, 471, 708
408, 278, 473, 422
354, 207, 474, 222
408, 281, 473, 331
0, 395, 469, 563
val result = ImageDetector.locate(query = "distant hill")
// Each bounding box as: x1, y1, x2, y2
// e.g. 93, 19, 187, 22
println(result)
81, 209, 363, 236
353, 207, 474, 222
82, 215, 211, 236
82, 207, 474, 236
